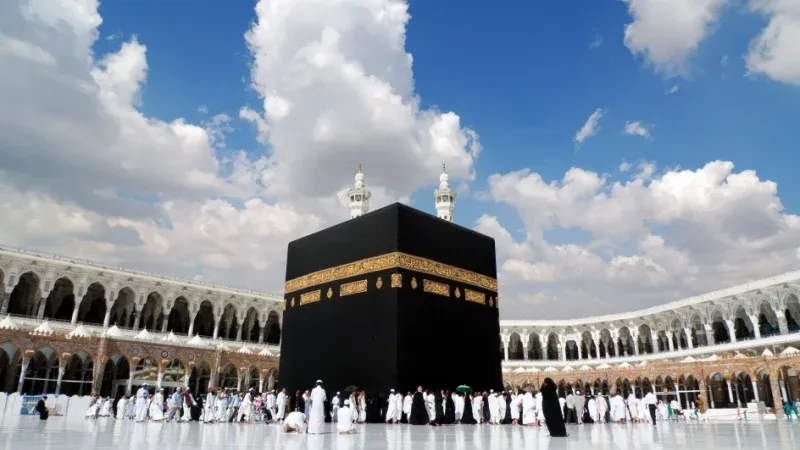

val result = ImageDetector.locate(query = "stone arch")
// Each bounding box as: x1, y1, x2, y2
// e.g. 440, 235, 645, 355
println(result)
654, 375, 676, 402
656, 329, 670, 352
219, 363, 238, 388
217, 304, 239, 340
598, 329, 615, 358
246, 366, 260, 390
109, 287, 137, 328
527, 333, 543, 360
42, 276, 75, 320
614, 377, 631, 396
264, 310, 281, 345
508, 332, 523, 360
593, 378, 610, 395
732, 305, 755, 340
545, 333, 560, 360
730, 371, 754, 407
689, 314, 707, 347
189, 362, 211, 396
634, 376, 652, 397
0, 343, 22, 393
242, 307, 261, 343
617, 327, 634, 356
565, 340, 579, 361
706, 372, 731, 408
139, 291, 165, 331
162, 358, 187, 384
106, 355, 130, 399
168, 296, 191, 334
709, 309, 730, 344
77, 282, 106, 325
22, 347, 59, 395
580, 330, 596, 359
677, 374, 700, 409
756, 300, 780, 336
755, 368, 774, 408
62, 352, 94, 396
637, 324, 653, 354
785, 294, 800, 332
778, 365, 799, 404
7, 271, 42, 317
193, 300, 216, 337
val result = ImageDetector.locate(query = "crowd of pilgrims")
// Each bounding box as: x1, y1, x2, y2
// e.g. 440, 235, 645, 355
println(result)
83, 377, 695, 437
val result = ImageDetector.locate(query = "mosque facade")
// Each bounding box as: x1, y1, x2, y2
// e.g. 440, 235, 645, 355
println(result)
0, 166, 797, 417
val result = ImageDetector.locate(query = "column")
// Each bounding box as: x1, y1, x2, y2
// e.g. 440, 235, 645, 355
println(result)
632, 333, 640, 355
237, 377, 242, 392
650, 331, 658, 353
161, 319, 168, 333
559, 339, 566, 362
213, 319, 220, 340
187, 317, 195, 337
684, 328, 694, 349
749, 316, 761, 339
132, 312, 141, 330
236, 321, 243, 342
726, 320, 737, 343
71, 304, 80, 324
103, 309, 112, 328
127, 373, 134, 396
752, 380, 759, 402
259, 377, 265, 393
156, 371, 164, 390
55, 367, 65, 394
17, 361, 28, 394
258, 331, 265, 344
184, 373, 191, 389
37, 298, 47, 318
591, 331, 600, 359
522, 343, 529, 360
268, 374, 275, 391
726, 379, 735, 407
704, 324, 716, 345
770, 377, 784, 418
777, 315, 789, 335
667, 332, 674, 352
502, 336, 509, 362
779, 379, 788, 402
674, 384, 681, 408
0, 292, 11, 313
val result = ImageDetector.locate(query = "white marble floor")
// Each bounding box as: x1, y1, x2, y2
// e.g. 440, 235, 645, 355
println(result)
0, 417, 798, 450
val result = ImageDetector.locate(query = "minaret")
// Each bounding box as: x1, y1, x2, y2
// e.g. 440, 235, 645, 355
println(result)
348, 163, 371, 219
434, 163, 455, 222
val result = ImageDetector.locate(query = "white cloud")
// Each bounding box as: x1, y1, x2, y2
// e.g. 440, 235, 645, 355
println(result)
243, 0, 481, 200
574, 109, 604, 145
622, 0, 730, 75
746, 0, 800, 85
624, 121, 652, 139
590, 36, 603, 49
0, 0, 482, 295
485, 161, 800, 318
667, 85, 680, 94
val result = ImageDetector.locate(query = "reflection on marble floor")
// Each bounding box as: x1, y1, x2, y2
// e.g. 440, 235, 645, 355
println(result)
0, 417, 798, 450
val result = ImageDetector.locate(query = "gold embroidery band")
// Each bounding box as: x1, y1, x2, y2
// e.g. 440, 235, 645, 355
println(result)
300, 290, 321, 305
340, 279, 368, 297
464, 289, 486, 304
284, 252, 497, 294
423, 279, 450, 297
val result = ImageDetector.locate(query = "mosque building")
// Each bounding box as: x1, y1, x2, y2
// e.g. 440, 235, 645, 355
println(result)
0, 165, 798, 417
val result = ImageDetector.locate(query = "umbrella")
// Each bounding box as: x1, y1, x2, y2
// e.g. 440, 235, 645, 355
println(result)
456, 385, 472, 393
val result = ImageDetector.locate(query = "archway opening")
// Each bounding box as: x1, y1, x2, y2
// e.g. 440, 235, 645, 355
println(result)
61, 353, 94, 396
22, 348, 59, 395
77, 282, 106, 325
7, 271, 41, 317
193, 301, 215, 337
264, 311, 281, 345
43, 277, 75, 321
0, 344, 22, 393
109, 287, 136, 328
168, 297, 191, 334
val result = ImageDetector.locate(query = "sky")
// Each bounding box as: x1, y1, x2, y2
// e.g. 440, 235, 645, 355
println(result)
0, 0, 799, 319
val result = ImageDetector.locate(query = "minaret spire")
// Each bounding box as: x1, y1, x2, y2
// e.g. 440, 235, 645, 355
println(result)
434, 163, 455, 222
348, 163, 371, 218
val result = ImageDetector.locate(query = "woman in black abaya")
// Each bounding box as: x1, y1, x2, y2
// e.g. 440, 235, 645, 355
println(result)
409, 387, 429, 425
442, 391, 456, 424
460, 393, 476, 424
540, 378, 567, 437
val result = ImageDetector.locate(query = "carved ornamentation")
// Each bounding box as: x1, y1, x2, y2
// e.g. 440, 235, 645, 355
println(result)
326, 287, 333, 299
391, 273, 402, 288
464, 289, 485, 305
340, 279, 368, 297
411, 277, 418, 289
300, 290, 321, 305
455, 287, 461, 299
284, 252, 497, 293
376, 277, 383, 289
423, 279, 450, 297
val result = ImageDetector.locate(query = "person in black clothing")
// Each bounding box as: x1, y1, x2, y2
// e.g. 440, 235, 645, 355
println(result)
442, 391, 455, 424
431, 391, 443, 426
482, 392, 490, 423
460, 393, 477, 424
540, 378, 567, 437
409, 387, 429, 425
502, 392, 512, 424
35, 396, 49, 420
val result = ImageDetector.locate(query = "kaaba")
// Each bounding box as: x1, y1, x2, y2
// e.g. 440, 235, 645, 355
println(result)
279, 203, 503, 395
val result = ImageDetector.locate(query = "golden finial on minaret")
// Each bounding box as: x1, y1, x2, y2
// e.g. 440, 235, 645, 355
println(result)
442, 162, 446, 173
358, 162, 362, 173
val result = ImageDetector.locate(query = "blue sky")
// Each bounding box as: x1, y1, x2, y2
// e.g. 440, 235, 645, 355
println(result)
2, 0, 799, 318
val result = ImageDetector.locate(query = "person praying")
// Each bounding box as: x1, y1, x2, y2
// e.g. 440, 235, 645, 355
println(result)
510, 390, 521, 425
471, 392, 483, 424
409, 387, 428, 425
275, 388, 287, 421
610, 392, 625, 423
203, 389, 216, 423
99, 397, 112, 417
307, 380, 326, 434
522, 390, 535, 425
239, 389, 254, 422
402, 392, 413, 423
337, 400, 357, 434
540, 378, 568, 437
134, 385, 149, 422
35, 395, 49, 420
588, 395, 599, 423
385, 389, 398, 424
115, 395, 128, 420
573, 391, 585, 424
393, 390, 403, 423
331, 392, 340, 423
150, 389, 165, 422
460, 393, 477, 424
283, 410, 307, 434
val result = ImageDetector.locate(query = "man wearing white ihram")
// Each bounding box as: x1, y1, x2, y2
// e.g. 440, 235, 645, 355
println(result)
385, 389, 398, 423
337, 400, 357, 434
307, 380, 327, 434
